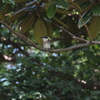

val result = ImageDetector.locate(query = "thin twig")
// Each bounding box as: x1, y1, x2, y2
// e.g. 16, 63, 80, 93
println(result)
52, 22, 89, 43
79, 14, 93, 41
69, 3, 93, 41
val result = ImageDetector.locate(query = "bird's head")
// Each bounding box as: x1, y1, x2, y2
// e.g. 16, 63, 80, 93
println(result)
41, 36, 49, 41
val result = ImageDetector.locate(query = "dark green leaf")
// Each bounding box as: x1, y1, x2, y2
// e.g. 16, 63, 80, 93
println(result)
42, 12, 52, 23
92, 4, 100, 16
54, 0, 69, 9
2, 0, 15, 5
80, 1, 90, 10
46, 3, 56, 18
78, 11, 92, 28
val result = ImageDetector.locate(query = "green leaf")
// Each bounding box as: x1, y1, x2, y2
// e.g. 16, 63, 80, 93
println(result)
53, 16, 68, 28
54, 0, 69, 9
89, 16, 100, 39
46, 3, 56, 18
2, 0, 15, 5
80, 1, 90, 10
34, 18, 47, 45
92, 4, 100, 16
78, 11, 92, 29
42, 12, 52, 23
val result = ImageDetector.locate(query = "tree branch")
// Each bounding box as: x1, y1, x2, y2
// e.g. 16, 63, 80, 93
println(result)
52, 22, 89, 43
79, 14, 93, 41
0, 20, 100, 53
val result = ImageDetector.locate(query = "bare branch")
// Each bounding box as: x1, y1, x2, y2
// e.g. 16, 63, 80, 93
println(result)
52, 22, 89, 43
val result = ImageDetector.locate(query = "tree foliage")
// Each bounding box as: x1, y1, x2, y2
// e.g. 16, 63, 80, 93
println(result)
0, 0, 100, 100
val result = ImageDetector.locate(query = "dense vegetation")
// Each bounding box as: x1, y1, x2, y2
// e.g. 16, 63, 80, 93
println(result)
0, 0, 100, 100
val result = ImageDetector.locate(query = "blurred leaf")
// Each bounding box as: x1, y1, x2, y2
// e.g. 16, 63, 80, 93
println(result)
80, 2, 93, 15
26, 0, 39, 6
66, 0, 82, 11
2, 0, 15, 5
89, 16, 100, 39
20, 13, 35, 33
0, 11, 4, 21
78, 11, 92, 28
15, 0, 28, 3
44, 1, 54, 10
92, 4, 100, 16
56, 9, 71, 14
44, 21, 53, 37
8, 8, 27, 21
33, 92, 40, 96
46, 3, 56, 18
1, 4, 10, 15
34, 18, 47, 45
80, 1, 90, 10
54, 0, 69, 9
53, 16, 68, 28
42, 12, 52, 23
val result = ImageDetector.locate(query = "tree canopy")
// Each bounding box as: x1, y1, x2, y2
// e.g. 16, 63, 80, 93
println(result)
0, 0, 100, 100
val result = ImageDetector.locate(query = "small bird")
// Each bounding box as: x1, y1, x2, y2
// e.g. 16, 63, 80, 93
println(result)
41, 36, 51, 61
41, 36, 50, 49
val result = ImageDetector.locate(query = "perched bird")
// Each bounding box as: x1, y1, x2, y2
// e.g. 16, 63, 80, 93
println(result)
41, 36, 51, 61
41, 36, 50, 49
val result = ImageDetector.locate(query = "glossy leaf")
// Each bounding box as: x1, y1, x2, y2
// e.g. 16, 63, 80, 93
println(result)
46, 3, 56, 18
54, 0, 68, 9
2, 0, 15, 5
89, 16, 100, 39
78, 11, 92, 29
34, 18, 47, 45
